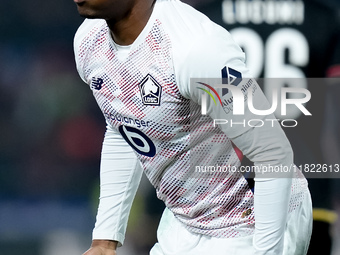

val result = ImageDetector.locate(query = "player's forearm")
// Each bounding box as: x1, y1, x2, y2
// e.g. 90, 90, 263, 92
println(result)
93, 124, 143, 245
253, 146, 292, 255
252, 178, 291, 255
231, 119, 293, 254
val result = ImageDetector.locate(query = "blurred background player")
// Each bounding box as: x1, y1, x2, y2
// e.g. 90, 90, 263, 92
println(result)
197, 0, 340, 254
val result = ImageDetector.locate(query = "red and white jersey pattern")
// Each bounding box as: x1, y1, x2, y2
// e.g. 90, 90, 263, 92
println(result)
74, 0, 307, 239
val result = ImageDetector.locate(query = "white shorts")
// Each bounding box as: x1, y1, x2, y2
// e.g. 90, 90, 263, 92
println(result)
150, 191, 312, 255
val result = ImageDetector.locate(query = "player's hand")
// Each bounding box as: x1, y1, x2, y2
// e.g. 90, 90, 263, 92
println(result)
83, 246, 116, 255
82, 240, 118, 255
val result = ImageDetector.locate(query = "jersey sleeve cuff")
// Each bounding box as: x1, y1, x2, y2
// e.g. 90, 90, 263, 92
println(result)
92, 231, 125, 247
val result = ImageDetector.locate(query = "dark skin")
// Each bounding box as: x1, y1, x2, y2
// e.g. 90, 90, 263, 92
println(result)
83, 240, 117, 255
74, 0, 156, 45
73, 0, 156, 253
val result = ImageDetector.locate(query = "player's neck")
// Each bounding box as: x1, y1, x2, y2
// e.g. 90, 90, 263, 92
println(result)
107, 0, 156, 46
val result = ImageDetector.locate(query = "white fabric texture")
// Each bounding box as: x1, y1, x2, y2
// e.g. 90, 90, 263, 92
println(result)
73, 0, 310, 252
150, 190, 312, 255
92, 124, 143, 245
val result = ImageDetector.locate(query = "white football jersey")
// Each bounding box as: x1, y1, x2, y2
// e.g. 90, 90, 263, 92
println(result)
74, 0, 308, 246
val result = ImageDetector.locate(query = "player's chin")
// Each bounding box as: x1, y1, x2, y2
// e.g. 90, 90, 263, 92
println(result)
78, 12, 99, 19
76, 6, 104, 19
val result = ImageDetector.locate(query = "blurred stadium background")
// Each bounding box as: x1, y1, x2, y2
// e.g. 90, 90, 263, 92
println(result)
0, 0, 339, 254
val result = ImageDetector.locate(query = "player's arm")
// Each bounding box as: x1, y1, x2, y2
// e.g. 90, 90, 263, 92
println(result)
83, 123, 143, 255
74, 21, 143, 254
230, 118, 293, 255
175, 25, 293, 254
205, 79, 293, 255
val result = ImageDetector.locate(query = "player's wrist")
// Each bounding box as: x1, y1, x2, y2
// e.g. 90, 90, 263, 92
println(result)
91, 240, 118, 250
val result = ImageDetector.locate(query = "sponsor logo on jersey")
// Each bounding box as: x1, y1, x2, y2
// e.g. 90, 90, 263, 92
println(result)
103, 110, 151, 128
139, 74, 162, 106
91, 77, 104, 90
196, 66, 242, 112
118, 125, 156, 157
222, 66, 242, 93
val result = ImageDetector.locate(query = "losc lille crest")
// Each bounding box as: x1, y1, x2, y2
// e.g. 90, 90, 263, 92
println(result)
139, 74, 162, 106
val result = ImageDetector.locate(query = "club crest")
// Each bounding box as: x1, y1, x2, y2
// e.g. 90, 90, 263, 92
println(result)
139, 74, 162, 106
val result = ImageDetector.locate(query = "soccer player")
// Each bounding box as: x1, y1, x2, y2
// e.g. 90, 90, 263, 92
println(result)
72, 0, 312, 254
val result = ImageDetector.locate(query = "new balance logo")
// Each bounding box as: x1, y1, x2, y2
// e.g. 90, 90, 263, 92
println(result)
91, 77, 104, 90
